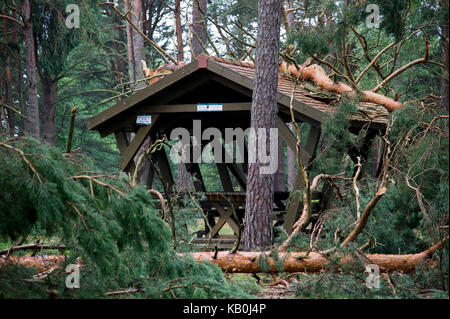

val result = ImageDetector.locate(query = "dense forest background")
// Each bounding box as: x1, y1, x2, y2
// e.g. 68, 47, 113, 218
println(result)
0, 0, 448, 299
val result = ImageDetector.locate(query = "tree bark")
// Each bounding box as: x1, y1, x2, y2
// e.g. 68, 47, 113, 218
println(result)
131, 0, 145, 89
2, 17, 14, 136
41, 78, 57, 145
183, 236, 448, 273
175, 0, 184, 62
175, 0, 194, 193
22, 0, 40, 140
282, 0, 295, 33
244, 0, 282, 251
124, 0, 135, 85
12, 11, 26, 135
177, 161, 194, 192
191, 0, 207, 58
440, 0, 449, 112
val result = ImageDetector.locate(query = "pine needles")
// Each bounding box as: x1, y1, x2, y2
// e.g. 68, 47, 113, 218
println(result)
0, 136, 249, 299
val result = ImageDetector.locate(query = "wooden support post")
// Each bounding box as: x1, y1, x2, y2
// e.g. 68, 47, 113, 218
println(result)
221, 142, 247, 190
188, 163, 207, 192
217, 163, 233, 192
119, 114, 159, 171
211, 202, 242, 237
226, 162, 247, 190
156, 148, 174, 192
374, 137, 386, 177
144, 152, 156, 189
283, 124, 321, 234
208, 208, 234, 238
186, 160, 216, 236
304, 126, 321, 161
241, 139, 249, 175
114, 130, 136, 173
347, 130, 376, 179
276, 116, 311, 165
143, 102, 251, 113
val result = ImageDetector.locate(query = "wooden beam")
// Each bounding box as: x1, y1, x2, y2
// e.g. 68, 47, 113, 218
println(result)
96, 76, 211, 137
211, 202, 241, 236
305, 126, 321, 162
119, 115, 160, 171
186, 162, 216, 236
277, 109, 321, 128
276, 116, 310, 166
226, 162, 247, 190
216, 163, 234, 192
188, 163, 207, 192
144, 153, 156, 189
86, 61, 200, 131
142, 102, 251, 113
156, 148, 174, 192
241, 139, 248, 174
283, 125, 321, 234
220, 142, 247, 190
283, 171, 306, 234
114, 130, 136, 173
207, 60, 327, 126
208, 208, 233, 238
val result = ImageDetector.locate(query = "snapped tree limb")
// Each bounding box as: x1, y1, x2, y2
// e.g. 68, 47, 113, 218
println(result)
279, 61, 402, 110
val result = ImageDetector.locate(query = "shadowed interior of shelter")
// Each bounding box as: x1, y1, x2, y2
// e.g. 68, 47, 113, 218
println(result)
86, 55, 390, 249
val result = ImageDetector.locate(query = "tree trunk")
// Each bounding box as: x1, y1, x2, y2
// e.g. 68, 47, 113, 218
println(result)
176, 162, 194, 192
12, 12, 26, 136
175, 0, 194, 193
131, 0, 145, 90
22, 0, 40, 140
3, 17, 14, 136
283, 0, 295, 32
191, 0, 207, 58
440, 0, 449, 113
124, 0, 135, 86
244, 0, 282, 251
234, 0, 248, 59
183, 236, 448, 273
175, 0, 184, 62
41, 78, 57, 145
1, 79, 9, 135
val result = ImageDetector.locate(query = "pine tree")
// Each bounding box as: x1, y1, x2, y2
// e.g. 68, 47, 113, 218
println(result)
244, 0, 282, 251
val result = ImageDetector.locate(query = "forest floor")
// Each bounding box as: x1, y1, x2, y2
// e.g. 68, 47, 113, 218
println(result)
257, 285, 296, 299
227, 273, 298, 299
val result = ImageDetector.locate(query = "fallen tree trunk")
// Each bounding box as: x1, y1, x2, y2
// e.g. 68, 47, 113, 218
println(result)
0, 243, 66, 256
2, 237, 447, 274
182, 236, 448, 273
279, 62, 402, 110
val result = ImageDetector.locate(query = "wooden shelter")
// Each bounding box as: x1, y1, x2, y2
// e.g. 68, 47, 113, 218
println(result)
86, 55, 389, 248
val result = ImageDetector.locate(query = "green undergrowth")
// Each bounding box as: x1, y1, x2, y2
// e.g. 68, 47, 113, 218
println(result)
0, 137, 250, 298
